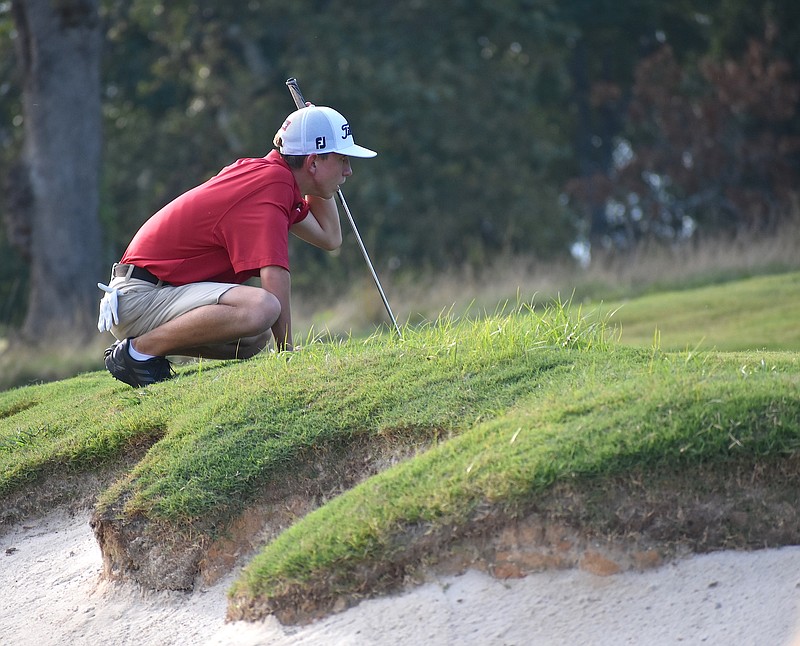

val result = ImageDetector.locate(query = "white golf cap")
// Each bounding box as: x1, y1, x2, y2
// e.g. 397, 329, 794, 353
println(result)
274, 106, 377, 158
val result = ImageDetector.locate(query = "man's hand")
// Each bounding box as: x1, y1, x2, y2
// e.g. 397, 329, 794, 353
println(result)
291, 194, 343, 250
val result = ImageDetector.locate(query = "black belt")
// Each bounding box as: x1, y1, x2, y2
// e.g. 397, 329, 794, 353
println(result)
112, 263, 166, 285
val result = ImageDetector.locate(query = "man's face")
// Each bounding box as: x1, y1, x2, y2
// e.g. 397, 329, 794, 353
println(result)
310, 154, 353, 198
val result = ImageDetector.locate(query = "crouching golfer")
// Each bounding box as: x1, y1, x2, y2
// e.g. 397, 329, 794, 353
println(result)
97, 105, 377, 387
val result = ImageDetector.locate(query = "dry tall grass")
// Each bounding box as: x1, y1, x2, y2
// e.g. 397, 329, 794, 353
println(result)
295, 224, 800, 335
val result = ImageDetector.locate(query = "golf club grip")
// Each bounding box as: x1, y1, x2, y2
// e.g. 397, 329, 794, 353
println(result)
286, 78, 306, 109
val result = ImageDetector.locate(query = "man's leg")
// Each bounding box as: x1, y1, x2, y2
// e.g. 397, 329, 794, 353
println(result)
130, 285, 280, 360
169, 331, 273, 360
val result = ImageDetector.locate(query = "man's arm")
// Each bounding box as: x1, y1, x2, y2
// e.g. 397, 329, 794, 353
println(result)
260, 265, 293, 351
290, 195, 343, 250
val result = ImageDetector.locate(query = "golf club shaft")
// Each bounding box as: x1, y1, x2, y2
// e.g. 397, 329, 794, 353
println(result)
285, 78, 402, 337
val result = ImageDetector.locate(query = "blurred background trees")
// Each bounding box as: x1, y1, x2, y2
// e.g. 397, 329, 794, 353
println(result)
1, 0, 798, 340
7, 0, 103, 342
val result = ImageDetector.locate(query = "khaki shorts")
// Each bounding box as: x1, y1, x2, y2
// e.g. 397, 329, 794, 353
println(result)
108, 275, 237, 340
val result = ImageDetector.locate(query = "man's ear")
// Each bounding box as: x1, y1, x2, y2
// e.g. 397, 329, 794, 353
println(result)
304, 154, 318, 172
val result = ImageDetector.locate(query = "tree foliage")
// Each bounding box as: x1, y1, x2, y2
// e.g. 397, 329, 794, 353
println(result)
626, 36, 798, 235
567, 17, 800, 249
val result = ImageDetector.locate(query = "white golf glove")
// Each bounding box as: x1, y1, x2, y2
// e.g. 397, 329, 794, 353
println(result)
97, 283, 120, 332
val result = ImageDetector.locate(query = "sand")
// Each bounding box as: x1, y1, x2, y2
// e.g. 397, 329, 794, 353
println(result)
1, 509, 800, 646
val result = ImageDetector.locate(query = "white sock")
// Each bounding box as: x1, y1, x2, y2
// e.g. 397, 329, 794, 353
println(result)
128, 339, 156, 361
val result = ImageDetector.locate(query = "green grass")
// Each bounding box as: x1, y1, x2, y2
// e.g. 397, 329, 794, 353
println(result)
1, 272, 799, 621
601, 272, 800, 351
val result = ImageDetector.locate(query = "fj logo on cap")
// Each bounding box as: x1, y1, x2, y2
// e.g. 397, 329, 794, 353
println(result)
341, 124, 351, 139
315, 136, 327, 150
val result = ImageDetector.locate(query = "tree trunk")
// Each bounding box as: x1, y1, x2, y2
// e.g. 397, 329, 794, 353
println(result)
11, 0, 102, 343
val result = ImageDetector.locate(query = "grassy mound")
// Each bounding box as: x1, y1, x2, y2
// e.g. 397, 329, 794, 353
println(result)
1, 273, 799, 624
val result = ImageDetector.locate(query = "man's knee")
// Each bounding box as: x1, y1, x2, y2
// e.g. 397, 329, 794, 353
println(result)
258, 290, 281, 323
246, 290, 280, 334
224, 287, 279, 334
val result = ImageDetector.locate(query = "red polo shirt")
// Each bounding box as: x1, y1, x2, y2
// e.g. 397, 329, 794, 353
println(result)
121, 150, 310, 286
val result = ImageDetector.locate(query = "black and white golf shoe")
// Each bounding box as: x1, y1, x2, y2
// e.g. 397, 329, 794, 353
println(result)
104, 339, 174, 387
